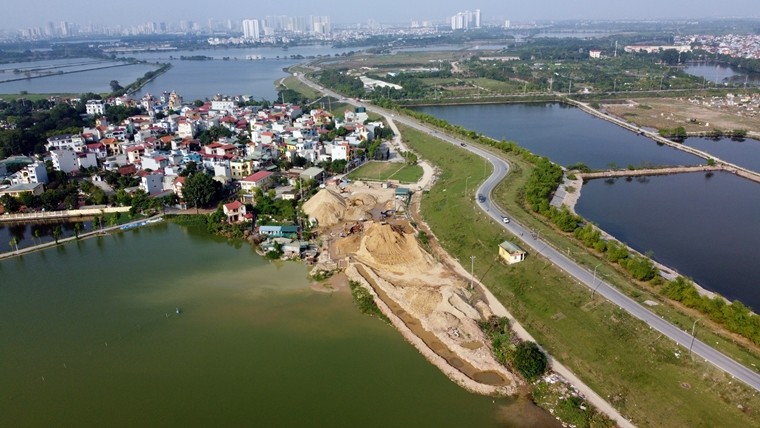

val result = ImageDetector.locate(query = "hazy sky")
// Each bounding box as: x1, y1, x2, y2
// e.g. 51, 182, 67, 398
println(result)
2, 0, 759, 30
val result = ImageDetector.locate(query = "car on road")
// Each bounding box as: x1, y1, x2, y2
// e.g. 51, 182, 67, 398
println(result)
503, 217, 510, 224
460, 142, 466, 147
478, 194, 486, 203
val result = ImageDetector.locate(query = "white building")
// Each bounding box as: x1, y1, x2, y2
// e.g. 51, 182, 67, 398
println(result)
85, 100, 106, 116
11, 162, 48, 185
47, 134, 85, 152
242, 19, 261, 40
211, 100, 236, 113
50, 149, 78, 173
77, 152, 98, 170
140, 173, 164, 195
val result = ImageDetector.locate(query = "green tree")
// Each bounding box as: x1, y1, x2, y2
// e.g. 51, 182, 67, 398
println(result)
74, 222, 82, 239
512, 341, 548, 381
1, 194, 20, 213
183, 172, 221, 211
9, 236, 19, 253
52, 226, 62, 244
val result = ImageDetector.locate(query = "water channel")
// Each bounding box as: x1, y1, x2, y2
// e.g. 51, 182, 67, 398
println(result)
0, 223, 558, 427
416, 103, 760, 311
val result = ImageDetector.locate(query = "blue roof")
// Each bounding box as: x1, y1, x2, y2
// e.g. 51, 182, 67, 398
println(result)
260, 225, 299, 233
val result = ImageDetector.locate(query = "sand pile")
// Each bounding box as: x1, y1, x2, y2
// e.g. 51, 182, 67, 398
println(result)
303, 189, 346, 227
348, 193, 377, 207
344, 193, 377, 221
355, 223, 436, 274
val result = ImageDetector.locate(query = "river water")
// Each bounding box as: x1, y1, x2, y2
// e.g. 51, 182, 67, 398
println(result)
416, 103, 760, 311
0, 223, 557, 427
684, 62, 760, 86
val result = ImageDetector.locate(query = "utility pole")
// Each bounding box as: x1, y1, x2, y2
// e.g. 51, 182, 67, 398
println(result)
591, 263, 602, 297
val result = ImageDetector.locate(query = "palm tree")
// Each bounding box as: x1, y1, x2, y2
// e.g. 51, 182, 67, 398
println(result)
33, 228, 41, 244
9, 237, 18, 254
74, 223, 82, 239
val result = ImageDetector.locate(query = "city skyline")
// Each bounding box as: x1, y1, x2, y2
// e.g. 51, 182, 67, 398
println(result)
2, 0, 760, 33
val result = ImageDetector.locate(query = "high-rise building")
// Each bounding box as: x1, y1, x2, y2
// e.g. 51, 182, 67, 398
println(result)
450, 9, 482, 30
242, 19, 261, 40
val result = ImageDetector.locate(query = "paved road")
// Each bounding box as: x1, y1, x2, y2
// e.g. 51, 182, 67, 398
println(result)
297, 73, 760, 392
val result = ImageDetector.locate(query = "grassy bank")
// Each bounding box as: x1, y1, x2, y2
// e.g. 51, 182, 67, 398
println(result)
400, 124, 760, 427
279, 75, 323, 100
347, 161, 423, 183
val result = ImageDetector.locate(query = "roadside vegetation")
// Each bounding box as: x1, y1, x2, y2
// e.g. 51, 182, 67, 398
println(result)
349, 280, 390, 323
347, 161, 423, 183
399, 123, 760, 427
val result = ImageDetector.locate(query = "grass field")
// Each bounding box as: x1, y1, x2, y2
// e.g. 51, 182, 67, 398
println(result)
347, 161, 423, 184
400, 123, 760, 427
279, 76, 323, 100
0, 93, 80, 101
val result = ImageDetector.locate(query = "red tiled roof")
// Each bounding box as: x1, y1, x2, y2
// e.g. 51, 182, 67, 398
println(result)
224, 200, 244, 210
242, 171, 273, 183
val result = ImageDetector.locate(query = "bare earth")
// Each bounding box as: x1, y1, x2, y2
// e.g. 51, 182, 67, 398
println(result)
604, 98, 760, 136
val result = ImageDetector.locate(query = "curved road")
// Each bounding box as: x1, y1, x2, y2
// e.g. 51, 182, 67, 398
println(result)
297, 73, 760, 392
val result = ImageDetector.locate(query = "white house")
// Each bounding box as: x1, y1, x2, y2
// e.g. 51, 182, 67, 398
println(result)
50, 149, 78, 173
85, 99, 106, 116
77, 152, 98, 170
140, 173, 164, 195
47, 134, 85, 152
11, 161, 48, 185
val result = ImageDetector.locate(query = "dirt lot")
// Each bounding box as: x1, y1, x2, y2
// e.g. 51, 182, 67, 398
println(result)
304, 184, 519, 395
604, 98, 760, 134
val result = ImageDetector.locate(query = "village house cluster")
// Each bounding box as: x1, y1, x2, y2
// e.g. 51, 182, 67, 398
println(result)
676, 34, 760, 59
0, 91, 387, 212
686, 92, 760, 118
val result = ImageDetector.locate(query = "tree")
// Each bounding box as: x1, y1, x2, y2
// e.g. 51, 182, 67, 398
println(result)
183, 172, 221, 211
1, 194, 20, 213
109, 80, 123, 92
9, 236, 19, 253
512, 341, 548, 381
74, 222, 82, 239
52, 226, 62, 244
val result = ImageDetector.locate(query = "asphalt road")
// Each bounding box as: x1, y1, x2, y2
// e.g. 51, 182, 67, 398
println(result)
297, 73, 760, 392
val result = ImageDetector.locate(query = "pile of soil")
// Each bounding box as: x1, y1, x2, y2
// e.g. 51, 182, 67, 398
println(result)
356, 223, 436, 274
303, 189, 346, 227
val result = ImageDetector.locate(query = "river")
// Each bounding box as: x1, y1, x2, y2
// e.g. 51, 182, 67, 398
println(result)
0, 222, 558, 427
684, 62, 760, 86
415, 103, 760, 311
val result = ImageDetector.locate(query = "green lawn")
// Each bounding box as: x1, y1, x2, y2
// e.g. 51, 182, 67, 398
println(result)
0, 93, 81, 101
348, 161, 422, 184
279, 76, 323, 100
400, 123, 760, 428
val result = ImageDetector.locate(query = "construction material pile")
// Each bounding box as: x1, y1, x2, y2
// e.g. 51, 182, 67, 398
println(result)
303, 189, 346, 227
355, 223, 436, 275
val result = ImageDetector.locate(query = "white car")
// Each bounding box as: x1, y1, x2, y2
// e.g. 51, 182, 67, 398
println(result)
503, 217, 510, 224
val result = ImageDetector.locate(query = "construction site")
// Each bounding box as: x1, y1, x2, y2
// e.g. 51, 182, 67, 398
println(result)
303, 181, 521, 396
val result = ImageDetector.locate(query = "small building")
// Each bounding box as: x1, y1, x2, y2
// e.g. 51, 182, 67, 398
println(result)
0, 182, 45, 197
498, 241, 526, 264
223, 200, 247, 223
240, 170, 274, 193
395, 187, 411, 199
259, 225, 300, 238
299, 166, 326, 183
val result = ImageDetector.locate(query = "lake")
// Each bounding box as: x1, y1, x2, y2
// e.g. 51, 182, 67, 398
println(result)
130, 45, 349, 101
415, 103, 701, 169
416, 103, 760, 311
0, 223, 557, 427
684, 62, 760, 86
0, 219, 96, 252
576, 172, 760, 310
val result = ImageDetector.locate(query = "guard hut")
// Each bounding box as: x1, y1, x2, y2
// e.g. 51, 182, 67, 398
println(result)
498, 241, 526, 264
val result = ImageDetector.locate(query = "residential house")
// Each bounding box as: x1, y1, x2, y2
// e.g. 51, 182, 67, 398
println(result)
230, 158, 254, 180
240, 170, 274, 194
11, 162, 48, 185
50, 149, 79, 173
85, 99, 106, 116
300, 167, 326, 183
223, 200, 247, 223
47, 134, 85, 152
140, 173, 164, 195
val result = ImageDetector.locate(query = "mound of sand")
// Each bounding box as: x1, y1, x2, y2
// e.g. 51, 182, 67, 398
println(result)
303, 189, 346, 227
355, 223, 436, 274
348, 193, 377, 207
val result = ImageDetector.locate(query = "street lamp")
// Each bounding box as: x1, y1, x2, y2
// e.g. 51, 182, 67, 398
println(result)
464, 176, 471, 197
469, 255, 476, 289
689, 318, 702, 355
591, 263, 602, 297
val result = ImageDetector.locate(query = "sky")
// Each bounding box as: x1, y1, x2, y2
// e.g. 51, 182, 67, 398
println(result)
2, 0, 759, 30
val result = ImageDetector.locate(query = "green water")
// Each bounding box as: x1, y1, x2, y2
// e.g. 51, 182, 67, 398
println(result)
1, 223, 557, 427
